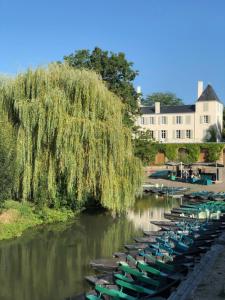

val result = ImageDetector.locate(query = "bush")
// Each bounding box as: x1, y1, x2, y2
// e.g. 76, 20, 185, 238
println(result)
138, 142, 225, 165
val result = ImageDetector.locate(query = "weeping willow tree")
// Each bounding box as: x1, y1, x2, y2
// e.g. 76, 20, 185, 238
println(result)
0, 76, 16, 207
0, 64, 143, 212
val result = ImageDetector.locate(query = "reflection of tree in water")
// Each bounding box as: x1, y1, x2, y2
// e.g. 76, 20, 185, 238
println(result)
0, 212, 139, 300
127, 195, 181, 231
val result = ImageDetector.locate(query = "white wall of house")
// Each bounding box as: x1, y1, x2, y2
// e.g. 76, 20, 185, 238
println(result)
136, 83, 224, 143
137, 112, 196, 143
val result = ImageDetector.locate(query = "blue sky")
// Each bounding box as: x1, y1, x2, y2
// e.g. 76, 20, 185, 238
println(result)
1, 0, 225, 103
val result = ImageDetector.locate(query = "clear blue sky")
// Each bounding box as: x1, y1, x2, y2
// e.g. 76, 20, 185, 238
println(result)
1, 0, 225, 104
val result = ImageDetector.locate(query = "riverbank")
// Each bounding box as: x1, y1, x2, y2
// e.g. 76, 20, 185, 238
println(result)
144, 165, 225, 193
145, 177, 225, 193
169, 232, 225, 300
0, 200, 76, 241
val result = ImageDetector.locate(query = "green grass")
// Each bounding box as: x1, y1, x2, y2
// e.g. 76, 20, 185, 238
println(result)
0, 200, 76, 241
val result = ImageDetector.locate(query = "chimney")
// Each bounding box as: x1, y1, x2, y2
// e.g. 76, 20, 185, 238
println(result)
155, 102, 160, 114
136, 86, 141, 94
136, 86, 142, 107
198, 81, 203, 98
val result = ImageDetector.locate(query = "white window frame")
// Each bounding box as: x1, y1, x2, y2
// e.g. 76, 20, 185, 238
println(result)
149, 117, 155, 125
149, 130, 154, 139
203, 115, 209, 124
176, 130, 181, 139
176, 116, 182, 124
161, 116, 167, 125
186, 130, 191, 139
161, 130, 167, 139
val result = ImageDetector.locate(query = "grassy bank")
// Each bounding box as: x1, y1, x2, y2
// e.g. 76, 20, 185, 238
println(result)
0, 200, 76, 241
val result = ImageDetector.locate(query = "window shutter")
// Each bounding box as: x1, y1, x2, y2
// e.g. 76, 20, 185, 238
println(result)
158, 130, 161, 140
165, 116, 168, 124
190, 130, 193, 139
208, 115, 211, 123
200, 116, 203, 124
180, 116, 183, 124
186, 115, 191, 124
181, 130, 185, 139
173, 116, 175, 124
172, 130, 176, 139
158, 116, 161, 125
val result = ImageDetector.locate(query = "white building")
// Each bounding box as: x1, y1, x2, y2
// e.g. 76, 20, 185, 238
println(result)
136, 81, 224, 143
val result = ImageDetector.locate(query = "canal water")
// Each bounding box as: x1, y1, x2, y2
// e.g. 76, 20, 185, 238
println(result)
0, 195, 181, 300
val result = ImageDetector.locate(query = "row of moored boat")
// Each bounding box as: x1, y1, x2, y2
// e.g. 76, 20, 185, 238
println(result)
75, 200, 225, 299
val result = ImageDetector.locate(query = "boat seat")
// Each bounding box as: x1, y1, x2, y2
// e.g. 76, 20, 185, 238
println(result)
119, 265, 160, 287
114, 273, 134, 283
115, 279, 155, 295
137, 261, 168, 277
86, 295, 101, 300
144, 253, 174, 272
95, 284, 136, 300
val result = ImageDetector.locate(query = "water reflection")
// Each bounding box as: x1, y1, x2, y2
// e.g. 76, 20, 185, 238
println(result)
0, 195, 180, 300
128, 194, 180, 231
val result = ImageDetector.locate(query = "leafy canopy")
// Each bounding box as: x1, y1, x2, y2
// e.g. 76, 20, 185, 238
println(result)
133, 130, 157, 166
142, 92, 183, 106
0, 64, 142, 212
63, 47, 139, 127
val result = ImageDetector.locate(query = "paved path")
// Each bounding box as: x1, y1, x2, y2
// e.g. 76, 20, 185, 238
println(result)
168, 233, 225, 300
145, 177, 225, 193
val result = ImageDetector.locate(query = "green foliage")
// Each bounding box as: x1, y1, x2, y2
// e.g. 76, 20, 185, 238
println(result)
140, 142, 224, 165
133, 130, 157, 165
204, 126, 218, 142
142, 92, 183, 106
185, 144, 200, 163
63, 47, 139, 127
4, 200, 33, 217
202, 143, 224, 162
162, 144, 177, 161
0, 64, 142, 213
0, 200, 75, 240
0, 104, 16, 207
35, 207, 74, 223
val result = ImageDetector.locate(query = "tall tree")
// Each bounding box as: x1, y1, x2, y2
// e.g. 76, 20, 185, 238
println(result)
1, 64, 142, 212
0, 77, 16, 207
142, 92, 183, 106
63, 47, 139, 127
133, 130, 156, 165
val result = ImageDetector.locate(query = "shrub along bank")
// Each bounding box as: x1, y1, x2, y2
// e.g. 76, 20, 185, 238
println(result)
0, 200, 76, 241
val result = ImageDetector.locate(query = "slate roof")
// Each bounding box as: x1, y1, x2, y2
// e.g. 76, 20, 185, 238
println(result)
197, 84, 222, 103
141, 104, 195, 115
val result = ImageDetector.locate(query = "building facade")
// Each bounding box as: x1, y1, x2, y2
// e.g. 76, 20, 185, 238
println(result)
136, 81, 224, 143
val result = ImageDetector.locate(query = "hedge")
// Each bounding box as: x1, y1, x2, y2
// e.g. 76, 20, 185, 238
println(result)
150, 143, 224, 164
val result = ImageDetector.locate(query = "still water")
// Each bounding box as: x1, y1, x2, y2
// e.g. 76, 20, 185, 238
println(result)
0, 195, 181, 300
